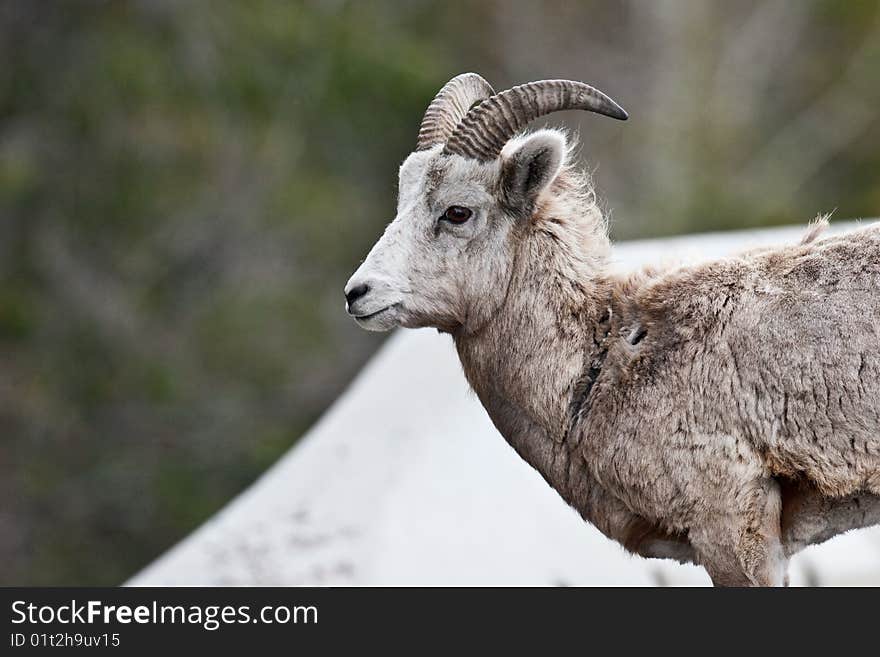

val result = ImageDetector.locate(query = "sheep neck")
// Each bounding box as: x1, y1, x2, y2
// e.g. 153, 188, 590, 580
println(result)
453, 224, 612, 495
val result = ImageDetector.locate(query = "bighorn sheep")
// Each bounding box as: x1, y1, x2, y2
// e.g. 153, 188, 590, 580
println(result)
344, 73, 880, 586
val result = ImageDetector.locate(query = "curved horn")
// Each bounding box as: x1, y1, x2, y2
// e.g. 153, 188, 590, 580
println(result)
443, 79, 628, 161
416, 73, 496, 151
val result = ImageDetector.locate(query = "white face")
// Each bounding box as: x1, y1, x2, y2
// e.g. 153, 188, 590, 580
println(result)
344, 146, 517, 333
345, 130, 566, 333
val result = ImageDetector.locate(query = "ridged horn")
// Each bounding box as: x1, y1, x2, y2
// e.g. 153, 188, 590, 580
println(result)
443, 79, 628, 161
416, 73, 496, 151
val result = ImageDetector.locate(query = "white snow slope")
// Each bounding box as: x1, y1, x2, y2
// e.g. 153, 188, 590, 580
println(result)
130, 221, 880, 586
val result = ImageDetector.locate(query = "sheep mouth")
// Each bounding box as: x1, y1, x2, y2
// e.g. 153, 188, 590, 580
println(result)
353, 304, 400, 325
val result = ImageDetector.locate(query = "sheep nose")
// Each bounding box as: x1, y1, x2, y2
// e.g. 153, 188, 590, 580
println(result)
345, 282, 370, 307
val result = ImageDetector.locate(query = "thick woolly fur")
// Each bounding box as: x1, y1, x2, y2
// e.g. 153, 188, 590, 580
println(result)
346, 128, 880, 586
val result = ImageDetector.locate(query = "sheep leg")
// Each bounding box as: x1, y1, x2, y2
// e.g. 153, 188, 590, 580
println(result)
625, 485, 880, 573
627, 487, 880, 572
691, 477, 788, 587
780, 481, 880, 556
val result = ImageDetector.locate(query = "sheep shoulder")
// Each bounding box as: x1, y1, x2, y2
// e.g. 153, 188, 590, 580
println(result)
578, 222, 880, 526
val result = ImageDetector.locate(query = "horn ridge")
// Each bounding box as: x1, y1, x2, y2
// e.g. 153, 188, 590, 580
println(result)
443, 79, 628, 161
416, 73, 496, 151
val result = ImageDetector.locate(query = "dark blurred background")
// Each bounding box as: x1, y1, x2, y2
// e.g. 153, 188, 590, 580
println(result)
1, 0, 878, 585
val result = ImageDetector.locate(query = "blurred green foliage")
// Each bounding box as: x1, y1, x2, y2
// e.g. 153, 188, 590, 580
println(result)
1, 1, 878, 584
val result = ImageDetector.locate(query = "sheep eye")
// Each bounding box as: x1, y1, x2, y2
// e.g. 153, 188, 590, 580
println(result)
442, 205, 472, 224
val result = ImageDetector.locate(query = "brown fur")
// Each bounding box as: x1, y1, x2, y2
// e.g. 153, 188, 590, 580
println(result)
458, 170, 879, 584
347, 130, 880, 586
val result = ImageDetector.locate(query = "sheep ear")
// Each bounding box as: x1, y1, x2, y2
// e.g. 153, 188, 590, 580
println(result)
500, 130, 565, 217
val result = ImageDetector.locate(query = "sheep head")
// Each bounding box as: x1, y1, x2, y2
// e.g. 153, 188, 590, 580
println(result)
344, 73, 627, 333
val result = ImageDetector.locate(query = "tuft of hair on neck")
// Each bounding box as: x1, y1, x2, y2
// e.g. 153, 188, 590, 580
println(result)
519, 129, 612, 272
